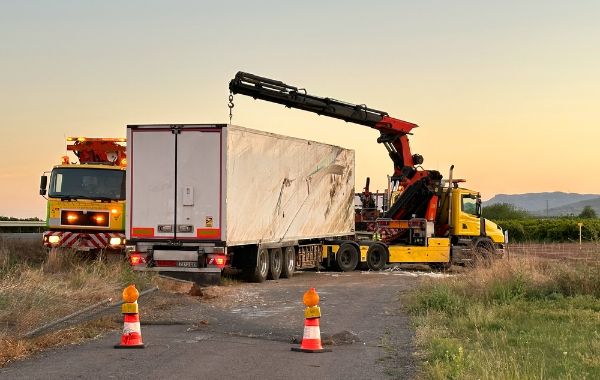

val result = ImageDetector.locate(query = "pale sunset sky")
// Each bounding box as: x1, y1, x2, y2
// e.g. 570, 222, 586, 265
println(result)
1, 1, 599, 218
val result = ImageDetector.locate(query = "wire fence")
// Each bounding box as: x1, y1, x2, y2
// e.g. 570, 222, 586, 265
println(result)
507, 242, 600, 263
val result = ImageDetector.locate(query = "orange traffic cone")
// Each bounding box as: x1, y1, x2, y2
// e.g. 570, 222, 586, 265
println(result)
292, 288, 331, 353
115, 284, 145, 349
115, 312, 144, 348
292, 316, 331, 353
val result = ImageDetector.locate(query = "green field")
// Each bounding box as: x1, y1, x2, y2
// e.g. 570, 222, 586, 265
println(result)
408, 256, 600, 379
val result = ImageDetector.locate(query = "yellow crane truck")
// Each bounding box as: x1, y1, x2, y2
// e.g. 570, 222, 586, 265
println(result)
229, 72, 505, 271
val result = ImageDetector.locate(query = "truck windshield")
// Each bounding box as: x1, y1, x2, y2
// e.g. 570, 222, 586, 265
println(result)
48, 167, 125, 201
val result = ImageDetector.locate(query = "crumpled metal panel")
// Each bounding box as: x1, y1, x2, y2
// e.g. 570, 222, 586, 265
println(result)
225, 126, 355, 246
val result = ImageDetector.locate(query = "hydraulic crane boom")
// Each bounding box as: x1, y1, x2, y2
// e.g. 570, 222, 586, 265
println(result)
230, 72, 426, 184
229, 72, 415, 133
229, 71, 442, 223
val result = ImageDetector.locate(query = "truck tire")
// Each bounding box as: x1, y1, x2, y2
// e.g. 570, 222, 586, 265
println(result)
281, 246, 295, 279
429, 262, 452, 271
267, 248, 283, 280
247, 247, 269, 283
471, 238, 494, 267
366, 244, 388, 271
336, 243, 359, 272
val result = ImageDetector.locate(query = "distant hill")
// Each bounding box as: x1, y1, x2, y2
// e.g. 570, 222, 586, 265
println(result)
484, 192, 600, 215
532, 197, 600, 217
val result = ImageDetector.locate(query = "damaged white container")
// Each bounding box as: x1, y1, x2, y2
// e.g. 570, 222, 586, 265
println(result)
126, 124, 355, 283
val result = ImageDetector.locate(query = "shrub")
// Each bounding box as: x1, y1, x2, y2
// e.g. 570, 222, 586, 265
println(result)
483, 203, 531, 220
497, 218, 600, 243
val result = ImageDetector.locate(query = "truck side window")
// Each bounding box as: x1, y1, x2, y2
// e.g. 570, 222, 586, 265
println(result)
461, 196, 477, 215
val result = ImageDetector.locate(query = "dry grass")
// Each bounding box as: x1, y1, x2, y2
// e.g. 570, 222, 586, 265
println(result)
0, 317, 118, 367
0, 237, 156, 367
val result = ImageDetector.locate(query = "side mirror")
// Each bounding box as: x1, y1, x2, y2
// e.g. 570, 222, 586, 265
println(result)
39, 175, 48, 196
476, 197, 482, 218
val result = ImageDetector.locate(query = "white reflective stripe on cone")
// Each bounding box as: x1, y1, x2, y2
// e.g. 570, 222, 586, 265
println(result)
303, 325, 321, 340
123, 322, 141, 334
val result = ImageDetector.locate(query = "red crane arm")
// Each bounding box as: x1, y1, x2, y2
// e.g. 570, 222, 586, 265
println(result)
229, 72, 442, 220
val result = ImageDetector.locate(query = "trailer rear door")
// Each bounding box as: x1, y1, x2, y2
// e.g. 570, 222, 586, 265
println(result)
127, 125, 223, 241
128, 127, 176, 239
176, 128, 222, 240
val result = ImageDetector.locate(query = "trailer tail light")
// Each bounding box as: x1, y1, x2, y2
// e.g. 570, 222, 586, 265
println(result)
207, 254, 227, 269
129, 252, 146, 266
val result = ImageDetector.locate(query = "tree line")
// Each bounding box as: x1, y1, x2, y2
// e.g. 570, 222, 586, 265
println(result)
483, 203, 598, 243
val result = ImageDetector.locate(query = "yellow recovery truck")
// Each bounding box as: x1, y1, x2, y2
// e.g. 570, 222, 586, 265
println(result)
229, 72, 505, 271
39, 137, 127, 255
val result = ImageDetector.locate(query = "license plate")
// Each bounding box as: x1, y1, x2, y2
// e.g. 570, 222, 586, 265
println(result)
177, 261, 198, 268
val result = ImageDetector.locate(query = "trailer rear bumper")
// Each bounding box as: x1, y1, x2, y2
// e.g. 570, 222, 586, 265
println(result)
130, 266, 221, 273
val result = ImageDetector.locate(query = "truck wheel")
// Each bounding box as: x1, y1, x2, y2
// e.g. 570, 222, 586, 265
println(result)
430, 262, 452, 271
247, 248, 269, 283
281, 246, 295, 279
336, 243, 359, 272
267, 248, 283, 280
366, 244, 388, 271
471, 238, 494, 267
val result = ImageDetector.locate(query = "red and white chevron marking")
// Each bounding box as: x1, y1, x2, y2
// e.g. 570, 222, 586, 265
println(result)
43, 231, 125, 249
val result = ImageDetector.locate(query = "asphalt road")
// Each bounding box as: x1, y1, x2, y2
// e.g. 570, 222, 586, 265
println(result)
1, 270, 424, 380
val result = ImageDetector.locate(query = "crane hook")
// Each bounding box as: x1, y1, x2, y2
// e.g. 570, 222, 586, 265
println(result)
228, 92, 235, 124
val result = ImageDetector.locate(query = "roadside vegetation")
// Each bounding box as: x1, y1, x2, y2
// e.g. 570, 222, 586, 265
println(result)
483, 203, 599, 243
0, 237, 156, 367
408, 257, 600, 379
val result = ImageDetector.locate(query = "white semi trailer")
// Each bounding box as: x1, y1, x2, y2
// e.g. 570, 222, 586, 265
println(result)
125, 124, 355, 283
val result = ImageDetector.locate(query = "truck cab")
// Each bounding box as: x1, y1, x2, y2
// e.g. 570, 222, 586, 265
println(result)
450, 187, 504, 245
40, 137, 127, 252
432, 186, 505, 265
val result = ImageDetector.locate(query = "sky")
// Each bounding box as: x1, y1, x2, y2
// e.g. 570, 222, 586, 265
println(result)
1, 0, 599, 218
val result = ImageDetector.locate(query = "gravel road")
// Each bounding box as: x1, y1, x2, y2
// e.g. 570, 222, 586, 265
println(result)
1, 269, 429, 380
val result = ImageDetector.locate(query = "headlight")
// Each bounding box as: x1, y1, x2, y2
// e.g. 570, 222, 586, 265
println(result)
48, 235, 60, 244
110, 237, 122, 246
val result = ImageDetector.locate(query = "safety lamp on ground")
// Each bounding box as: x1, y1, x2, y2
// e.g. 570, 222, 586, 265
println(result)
292, 287, 331, 353
115, 284, 145, 349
